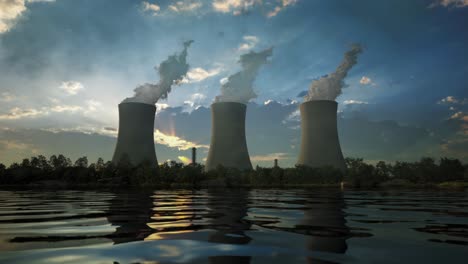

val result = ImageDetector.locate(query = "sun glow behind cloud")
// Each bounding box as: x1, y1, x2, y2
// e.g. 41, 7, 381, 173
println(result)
154, 129, 208, 150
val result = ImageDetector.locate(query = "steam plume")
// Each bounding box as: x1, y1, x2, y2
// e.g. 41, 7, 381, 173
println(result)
304, 44, 363, 102
123, 40, 194, 105
215, 47, 273, 104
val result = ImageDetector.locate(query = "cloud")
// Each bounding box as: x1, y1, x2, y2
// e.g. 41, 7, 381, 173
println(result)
183, 66, 222, 83
183, 93, 207, 109
267, 0, 298, 17
212, 0, 261, 15
251, 152, 289, 162
0, 138, 40, 160
449, 111, 468, 121
0, 92, 15, 102
0, 0, 27, 33
85, 99, 102, 112
142, 1, 161, 15
238, 35, 259, 52
282, 109, 300, 123
156, 103, 170, 114
154, 129, 208, 150
41, 125, 118, 138
343, 100, 369, 105
359, 76, 372, 85
168, 0, 203, 13
438, 96, 468, 105
59, 81, 84, 95
0, 107, 46, 120
429, 0, 468, 8
0, 0, 56, 34
0, 101, 102, 120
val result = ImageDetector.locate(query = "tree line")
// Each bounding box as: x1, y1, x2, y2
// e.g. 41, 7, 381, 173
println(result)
0, 155, 467, 188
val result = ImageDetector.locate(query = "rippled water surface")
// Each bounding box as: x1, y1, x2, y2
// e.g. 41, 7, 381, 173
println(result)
0, 189, 467, 263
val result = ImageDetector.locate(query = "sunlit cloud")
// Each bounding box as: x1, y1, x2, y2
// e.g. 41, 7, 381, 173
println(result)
0, 0, 27, 33
449, 111, 467, 120
212, 0, 261, 15
183, 93, 207, 109
142, 1, 161, 15
267, 0, 298, 17
156, 103, 170, 114
343, 100, 369, 105
360, 76, 371, 85
0, 101, 102, 120
359, 76, 377, 86
59, 81, 84, 95
169, 0, 203, 13
41, 126, 118, 138
0, 0, 56, 34
264, 99, 298, 106
154, 129, 208, 150
0, 107, 46, 120
438, 96, 467, 105
238, 35, 259, 52
182, 66, 222, 83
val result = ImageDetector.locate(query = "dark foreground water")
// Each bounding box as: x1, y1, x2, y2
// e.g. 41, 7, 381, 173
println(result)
0, 189, 467, 264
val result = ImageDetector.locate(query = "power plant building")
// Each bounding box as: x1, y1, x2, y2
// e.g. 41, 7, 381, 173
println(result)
205, 102, 253, 171
112, 102, 158, 167
297, 100, 346, 171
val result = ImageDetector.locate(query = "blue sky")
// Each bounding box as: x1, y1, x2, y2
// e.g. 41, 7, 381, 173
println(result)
0, 0, 467, 166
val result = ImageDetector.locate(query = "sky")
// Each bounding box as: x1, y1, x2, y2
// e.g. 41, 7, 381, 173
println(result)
0, 0, 467, 167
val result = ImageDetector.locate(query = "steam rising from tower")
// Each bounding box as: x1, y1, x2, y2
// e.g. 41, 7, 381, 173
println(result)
114, 41, 193, 166
206, 48, 272, 171
123, 40, 194, 105
215, 47, 273, 104
304, 44, 362, 101
298, 45, 363, 171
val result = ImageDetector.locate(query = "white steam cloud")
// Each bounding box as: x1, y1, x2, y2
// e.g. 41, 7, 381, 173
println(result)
304, 44, 363, 102
215, 47, 273, 104
123, 40, 194, 105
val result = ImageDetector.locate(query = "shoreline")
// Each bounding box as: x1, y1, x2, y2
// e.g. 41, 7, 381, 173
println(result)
1, 181, 467, 191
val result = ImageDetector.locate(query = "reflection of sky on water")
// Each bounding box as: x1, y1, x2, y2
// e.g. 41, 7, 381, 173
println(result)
0, 189, 467, 263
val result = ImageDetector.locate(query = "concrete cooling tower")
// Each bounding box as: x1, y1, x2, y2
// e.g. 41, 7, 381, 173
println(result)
112, 102, 158, 167
297, 100, 346, 171
205, 102, 253, 171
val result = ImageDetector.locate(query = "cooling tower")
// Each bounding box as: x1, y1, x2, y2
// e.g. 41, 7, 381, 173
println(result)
297, 100, 346, 171
205, 102, 253, 171
112, 102, 158, 167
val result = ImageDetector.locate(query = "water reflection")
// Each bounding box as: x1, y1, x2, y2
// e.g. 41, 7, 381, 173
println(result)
105, 189, 348, 263
207, 189, 251, 264
300, 191, 349, 254
107, 191, 154, 244
3, 189, 467, 263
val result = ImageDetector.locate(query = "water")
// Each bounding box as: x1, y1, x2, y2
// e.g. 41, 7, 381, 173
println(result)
0, 189, 467, 263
